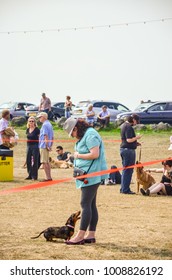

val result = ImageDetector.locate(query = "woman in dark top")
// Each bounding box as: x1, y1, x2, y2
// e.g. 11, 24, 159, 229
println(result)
25, 117, 40, 180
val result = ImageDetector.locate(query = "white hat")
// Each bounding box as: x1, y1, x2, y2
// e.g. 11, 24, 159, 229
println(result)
37, 112, 48, 119
63, 117, 77, 137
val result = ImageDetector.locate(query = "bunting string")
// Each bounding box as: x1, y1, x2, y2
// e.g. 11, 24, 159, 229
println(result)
0, 17, 171, 35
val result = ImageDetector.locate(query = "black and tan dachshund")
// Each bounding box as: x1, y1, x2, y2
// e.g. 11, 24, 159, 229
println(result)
31, 211, 81, 241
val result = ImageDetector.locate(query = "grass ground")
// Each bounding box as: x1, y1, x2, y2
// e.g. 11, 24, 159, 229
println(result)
0, 129, 172, 260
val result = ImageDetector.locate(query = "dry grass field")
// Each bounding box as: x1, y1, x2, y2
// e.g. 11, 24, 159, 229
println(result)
0, 129, 172, 260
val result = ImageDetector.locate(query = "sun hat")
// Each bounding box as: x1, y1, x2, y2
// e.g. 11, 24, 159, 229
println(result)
37, 112, 48, 119
63, 117, 77, 137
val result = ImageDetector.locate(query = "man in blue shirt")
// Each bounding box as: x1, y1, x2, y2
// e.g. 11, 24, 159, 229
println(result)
37, 112, 54, 181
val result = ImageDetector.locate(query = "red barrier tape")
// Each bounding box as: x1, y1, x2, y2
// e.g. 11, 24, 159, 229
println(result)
12, 138, 121, 143
0, 178, 72, 195
0, 157, 170, 195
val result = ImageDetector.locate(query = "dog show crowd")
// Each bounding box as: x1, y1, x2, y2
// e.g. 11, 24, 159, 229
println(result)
0, 94, 172, 245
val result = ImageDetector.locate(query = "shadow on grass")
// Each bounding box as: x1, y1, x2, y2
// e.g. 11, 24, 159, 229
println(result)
96, 243, 172, 258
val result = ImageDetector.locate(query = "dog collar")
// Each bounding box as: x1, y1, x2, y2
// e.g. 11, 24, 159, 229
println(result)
66, 224, 74, 229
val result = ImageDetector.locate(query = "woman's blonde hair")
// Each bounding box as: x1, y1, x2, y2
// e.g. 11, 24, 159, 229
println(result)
27, 117, 37, 128
88, 104, 93, 109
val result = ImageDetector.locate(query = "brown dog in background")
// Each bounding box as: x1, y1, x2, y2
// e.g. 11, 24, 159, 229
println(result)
49, 157, 73, 169
135, 161, 156, 193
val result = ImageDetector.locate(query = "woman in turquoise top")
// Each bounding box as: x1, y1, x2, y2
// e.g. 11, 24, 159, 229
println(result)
63, 118, 108, 245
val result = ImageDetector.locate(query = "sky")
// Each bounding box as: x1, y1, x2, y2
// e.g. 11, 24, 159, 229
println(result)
0, 0, 172, 110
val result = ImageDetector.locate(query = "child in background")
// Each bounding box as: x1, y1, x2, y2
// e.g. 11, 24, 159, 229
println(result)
106, 165, 121, 185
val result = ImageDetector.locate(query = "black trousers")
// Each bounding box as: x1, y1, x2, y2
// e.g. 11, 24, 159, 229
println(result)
80, 183, 100, 231
26, 146, 40, 180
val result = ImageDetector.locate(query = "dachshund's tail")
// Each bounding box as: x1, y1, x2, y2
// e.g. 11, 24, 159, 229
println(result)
31, 230, 45, 239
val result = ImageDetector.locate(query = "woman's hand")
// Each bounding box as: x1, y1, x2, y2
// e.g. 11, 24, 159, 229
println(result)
74, 151, 79, 159
74, 146, 100, 160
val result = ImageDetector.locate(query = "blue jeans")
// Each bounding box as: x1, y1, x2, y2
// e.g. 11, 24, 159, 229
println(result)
120, 148, 136, 193
41, 109, 49, 114
65, 110, 71, 119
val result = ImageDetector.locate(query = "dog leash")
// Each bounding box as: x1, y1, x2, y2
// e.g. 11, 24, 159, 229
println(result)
138, 146, 142, 162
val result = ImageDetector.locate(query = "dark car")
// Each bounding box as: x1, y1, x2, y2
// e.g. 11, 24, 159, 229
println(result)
116, 101, 172, 125
0, 101, 36, 119
51, 102, 66, 120
134, 100, 157, 111
25, 102, 75, 120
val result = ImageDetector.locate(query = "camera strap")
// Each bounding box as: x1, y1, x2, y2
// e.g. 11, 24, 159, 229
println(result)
86, 159, 95, 174
75, 139, 102, 174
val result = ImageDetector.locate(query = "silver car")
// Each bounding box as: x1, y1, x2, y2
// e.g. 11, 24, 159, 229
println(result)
0, 101, 35, 119
71, 100, 130, 122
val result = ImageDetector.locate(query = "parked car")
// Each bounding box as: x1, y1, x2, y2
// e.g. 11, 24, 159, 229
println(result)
0, 101, 36, 119
71, 100, 130, 123
116, 101, 172, 125
25, 105, 39, 118
25, 102, 75, 120
134, 100, 157, 111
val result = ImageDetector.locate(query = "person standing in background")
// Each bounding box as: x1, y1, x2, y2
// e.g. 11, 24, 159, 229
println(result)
65, 95, 72, 119
37, 112, 54, 181
25, 117, 40, 181
39, 93, 51, 115
120, 114, 142, 194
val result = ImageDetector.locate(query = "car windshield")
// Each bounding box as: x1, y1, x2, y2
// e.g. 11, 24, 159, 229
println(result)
117, 104, 129, 112
76, 101, 90, 108
0, 102, 16, 109
134, 103, 155, 111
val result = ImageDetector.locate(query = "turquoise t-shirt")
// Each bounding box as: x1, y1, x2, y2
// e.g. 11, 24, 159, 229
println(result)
74, 127, 108, 188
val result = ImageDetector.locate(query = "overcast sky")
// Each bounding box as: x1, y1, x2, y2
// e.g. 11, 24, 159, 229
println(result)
0, 0, 172, 110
